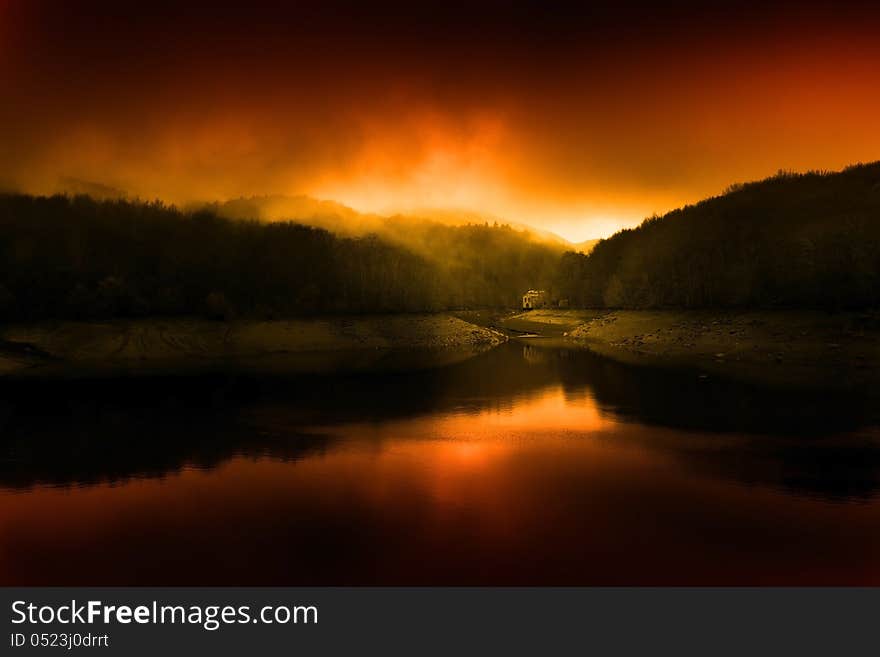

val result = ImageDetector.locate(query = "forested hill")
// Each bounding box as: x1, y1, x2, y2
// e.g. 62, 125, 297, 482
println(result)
202, 194, 582, 256
3, 162, 878, 322
555, 163, 880, 309
0, 194, 562, 321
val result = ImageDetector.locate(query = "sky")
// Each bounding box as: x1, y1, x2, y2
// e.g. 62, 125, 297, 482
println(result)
2, 0, 880, 241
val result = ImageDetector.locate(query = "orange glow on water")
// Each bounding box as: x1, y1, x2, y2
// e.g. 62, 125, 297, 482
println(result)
2, 382, 880, 585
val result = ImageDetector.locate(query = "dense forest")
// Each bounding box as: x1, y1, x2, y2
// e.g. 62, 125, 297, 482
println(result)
0, 194, 562, 321
554, 163, 880, 309
2, 162, 878, 322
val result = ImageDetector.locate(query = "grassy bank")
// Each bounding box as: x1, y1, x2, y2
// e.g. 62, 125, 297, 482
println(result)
0, 314, 506, 378
500, 309, 880, 387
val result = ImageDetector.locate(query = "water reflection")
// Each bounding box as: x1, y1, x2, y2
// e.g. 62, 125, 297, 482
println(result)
2, 341, 880, 584
2, 342, 878, 493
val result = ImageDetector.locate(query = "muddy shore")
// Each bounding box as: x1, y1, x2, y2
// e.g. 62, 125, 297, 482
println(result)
488, 309, 880, 388
3, 309, 878, 387
0, 314, 506, 377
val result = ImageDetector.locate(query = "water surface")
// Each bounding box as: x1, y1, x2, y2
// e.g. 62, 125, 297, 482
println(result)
2, 341, 879, 584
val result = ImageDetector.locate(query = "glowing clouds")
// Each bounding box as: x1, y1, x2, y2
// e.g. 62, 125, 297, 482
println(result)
310, 109, 512, 215
3, 2, 880, 241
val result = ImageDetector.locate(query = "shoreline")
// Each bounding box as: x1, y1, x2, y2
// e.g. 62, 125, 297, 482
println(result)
3, 308, 879, 387
0, 314, 506, 378
493, 309, 880, 388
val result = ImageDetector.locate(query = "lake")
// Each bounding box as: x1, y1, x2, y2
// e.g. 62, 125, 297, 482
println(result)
2, 340, 879, 584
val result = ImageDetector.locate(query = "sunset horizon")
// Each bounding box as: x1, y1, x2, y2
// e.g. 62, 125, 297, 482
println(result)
15, 157, 878, 244
3, 1, 880, 241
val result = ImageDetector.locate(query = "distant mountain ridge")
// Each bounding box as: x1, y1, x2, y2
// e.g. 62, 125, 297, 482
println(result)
57, 177, 127, 200
48, 176, 602, 251
197, 194, 588, 250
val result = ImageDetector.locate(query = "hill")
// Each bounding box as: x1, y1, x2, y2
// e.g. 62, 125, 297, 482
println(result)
0, 194, 562, 321
202, 194, 576, 252
573, 238, 600, 254
555, 163, 880, 309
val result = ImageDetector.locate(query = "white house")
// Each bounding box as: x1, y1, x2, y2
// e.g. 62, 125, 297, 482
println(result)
522, 289, 546, 310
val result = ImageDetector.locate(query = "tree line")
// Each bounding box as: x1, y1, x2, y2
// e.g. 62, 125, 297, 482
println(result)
553, 163, 880, 310
0, 194, 562, 321
2, 162, 878, 323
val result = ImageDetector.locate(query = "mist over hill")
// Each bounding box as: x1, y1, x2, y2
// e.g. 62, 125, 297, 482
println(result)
199, 194, 583, 254
555, 163, 880, 309
1, 162, 878, 323
0, 194, 563, 321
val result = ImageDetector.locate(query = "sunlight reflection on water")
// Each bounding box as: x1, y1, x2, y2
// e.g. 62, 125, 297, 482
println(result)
2, 342, 880, 584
